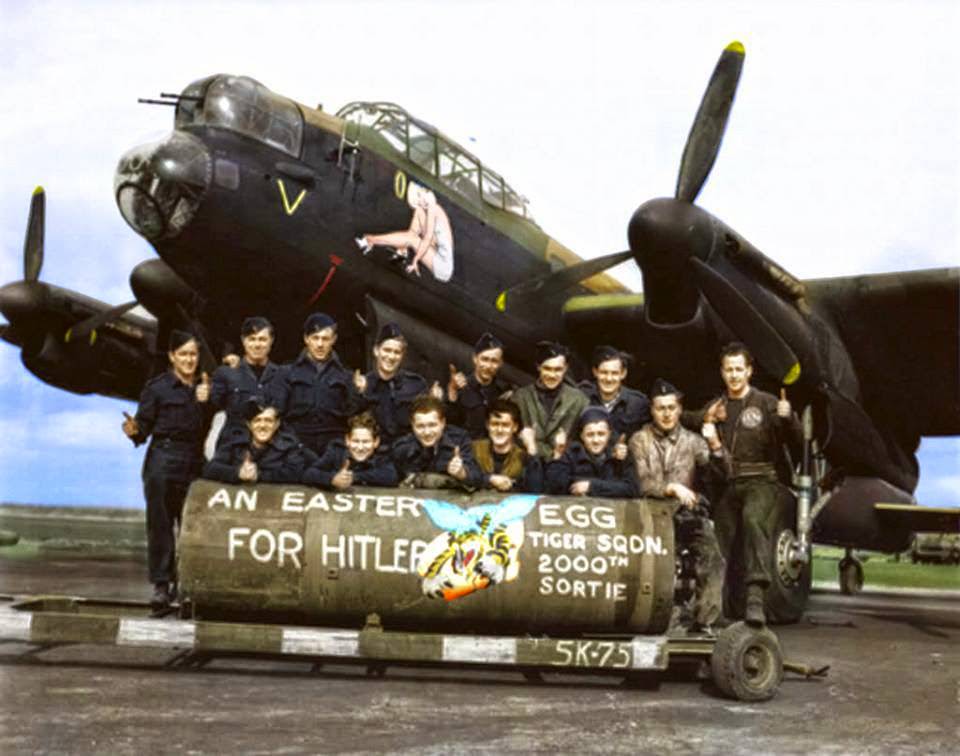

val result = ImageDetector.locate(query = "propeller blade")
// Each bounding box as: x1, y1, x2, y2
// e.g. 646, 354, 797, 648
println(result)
675, 41, 745, 203
24, 187, 45, 282
690, 257, 801, 385
65, 300, 139, 344
495, 251, 633, 312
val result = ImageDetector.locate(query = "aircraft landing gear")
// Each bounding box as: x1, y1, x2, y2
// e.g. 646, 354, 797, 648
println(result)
838, 549, 864, 595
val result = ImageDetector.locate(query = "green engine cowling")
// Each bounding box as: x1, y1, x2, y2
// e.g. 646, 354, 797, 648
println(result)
178, 481, 676, 635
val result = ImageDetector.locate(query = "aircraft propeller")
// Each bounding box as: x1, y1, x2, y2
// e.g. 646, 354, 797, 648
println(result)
65, 300, 140, 344
675, 41, 745, 204
24, 187, 45, 282
496, 41, 802, 385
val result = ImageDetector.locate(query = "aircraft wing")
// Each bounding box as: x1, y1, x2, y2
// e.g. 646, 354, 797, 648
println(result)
0, 282, 157, 401
874, 503, 960, 535
805, 267, 960, 439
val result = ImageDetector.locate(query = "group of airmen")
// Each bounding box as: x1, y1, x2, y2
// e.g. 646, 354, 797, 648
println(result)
123, 313, 801, 629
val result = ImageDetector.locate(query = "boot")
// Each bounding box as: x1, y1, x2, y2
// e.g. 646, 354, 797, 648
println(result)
745, 584, 766, 627
150, 582, 171, 610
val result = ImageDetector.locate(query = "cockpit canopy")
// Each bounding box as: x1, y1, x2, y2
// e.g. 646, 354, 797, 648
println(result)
336, 101, 535, 222
175, 75, 303, 157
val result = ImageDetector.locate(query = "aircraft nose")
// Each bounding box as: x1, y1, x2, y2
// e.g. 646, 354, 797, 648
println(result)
0, 280, 46, 324
114, 131, 211, 241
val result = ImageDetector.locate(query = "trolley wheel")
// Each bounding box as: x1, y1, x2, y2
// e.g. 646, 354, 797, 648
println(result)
838, 556, 864, 596
710, 621, 784, 702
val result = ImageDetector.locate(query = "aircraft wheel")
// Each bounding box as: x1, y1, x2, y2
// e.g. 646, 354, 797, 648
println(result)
838, 556, 864, 595
765, 493, 812, 624
710, 621, 783, 702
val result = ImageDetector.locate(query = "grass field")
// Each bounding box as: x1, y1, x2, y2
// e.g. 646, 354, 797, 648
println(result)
813, 547, 960, 591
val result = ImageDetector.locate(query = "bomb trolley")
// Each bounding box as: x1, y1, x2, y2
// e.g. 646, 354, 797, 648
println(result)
0, 483, 801, 701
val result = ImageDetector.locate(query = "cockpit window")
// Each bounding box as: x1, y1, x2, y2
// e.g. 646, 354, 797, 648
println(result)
176, 75, 303, 157
336, 101, 534, 222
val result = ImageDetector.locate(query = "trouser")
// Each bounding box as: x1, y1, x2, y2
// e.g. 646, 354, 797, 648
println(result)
142, 442, 202, 584
713, 476, 781, 589
674, 503, 726, 626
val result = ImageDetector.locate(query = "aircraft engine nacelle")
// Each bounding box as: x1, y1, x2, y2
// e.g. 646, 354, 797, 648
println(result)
20, 328, 151, 400
812, 476, 915, 553
179, 481, 677, 634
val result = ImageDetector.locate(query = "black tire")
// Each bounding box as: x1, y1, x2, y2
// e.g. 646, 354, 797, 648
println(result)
765, 490, 812, 624
710, 621, 784, 702
838, 557, 864, 595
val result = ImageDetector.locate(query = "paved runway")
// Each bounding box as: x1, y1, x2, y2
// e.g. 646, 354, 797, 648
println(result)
0, 556, 957, 754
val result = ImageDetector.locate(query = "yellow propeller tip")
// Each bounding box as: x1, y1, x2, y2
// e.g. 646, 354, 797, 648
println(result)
32, 186, 45, 196
725, 41, 745, 55
495, 292, 507, 312
783, 363, 801, 386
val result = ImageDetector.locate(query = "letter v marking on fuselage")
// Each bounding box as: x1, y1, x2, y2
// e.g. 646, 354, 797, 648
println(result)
277, 179, 307, 215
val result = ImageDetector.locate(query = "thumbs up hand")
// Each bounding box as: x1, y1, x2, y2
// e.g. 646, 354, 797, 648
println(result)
222, 353, 240, 369
354, 369, 367, 395
447, 363, 467, 401
552, 428, 568, 460
121, 411, 139, 439
238, 451, 258, 483
777, 387, 791, 418
430, 381, 444, 401
332, 457, 353, 489
613, 433, 628, 461
518, 426, 538, 456
705, 398, 727, 423
195, 372, 211, 402
447, 445, 466, 480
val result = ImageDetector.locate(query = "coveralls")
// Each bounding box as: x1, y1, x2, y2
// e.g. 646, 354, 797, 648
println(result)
630, 422, 730, 627
707, 388, 800, 591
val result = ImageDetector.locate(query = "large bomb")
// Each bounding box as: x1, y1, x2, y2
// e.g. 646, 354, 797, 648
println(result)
179, 481, 676, 634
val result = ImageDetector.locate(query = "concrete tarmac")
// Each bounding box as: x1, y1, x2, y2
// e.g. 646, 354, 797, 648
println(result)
0, 555, 957, 755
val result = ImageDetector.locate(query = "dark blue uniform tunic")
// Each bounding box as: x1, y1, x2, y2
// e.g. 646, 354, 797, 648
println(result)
359, 370, 429, 447
391, 425, 483, 488
446, 374, 515, 439
209, 360, 288, 446
131, 371, 212, 585
283, 352, 362, 455
203, 427, 317, 484
303, 440, 399, 488
580, 382, 652, 440
546, 441, 638, 498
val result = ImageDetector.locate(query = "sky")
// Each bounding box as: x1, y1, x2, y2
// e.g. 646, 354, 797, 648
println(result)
0, 0, 957, 509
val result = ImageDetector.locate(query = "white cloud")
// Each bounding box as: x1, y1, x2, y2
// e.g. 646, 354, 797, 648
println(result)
32, 408, 132, 451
